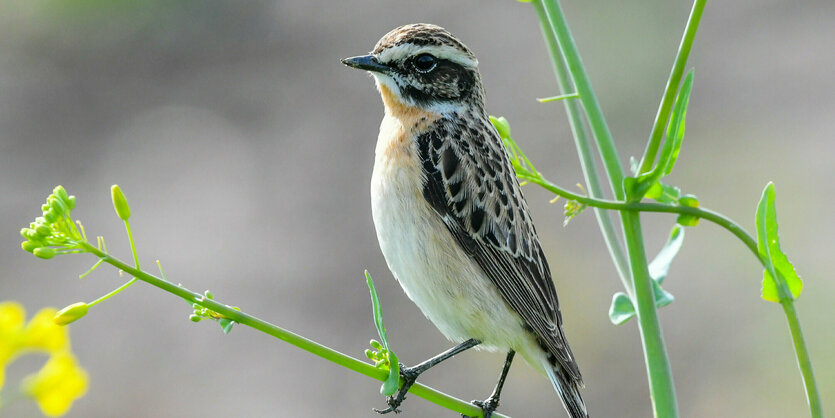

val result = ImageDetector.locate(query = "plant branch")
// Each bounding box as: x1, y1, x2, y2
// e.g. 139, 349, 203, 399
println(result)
77, 241, 502, 418
781, 301, 823, 418
531, 0, 631, 293
535, 1, 681, 414
538, 0, 625, 198
622, 211, 678, 416
637, 0, 707, 175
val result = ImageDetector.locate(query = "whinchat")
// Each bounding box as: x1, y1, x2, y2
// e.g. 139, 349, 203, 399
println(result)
343, 24, 587, 418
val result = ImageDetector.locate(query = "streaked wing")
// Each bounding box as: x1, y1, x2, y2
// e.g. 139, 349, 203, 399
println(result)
417, 113, 581, 381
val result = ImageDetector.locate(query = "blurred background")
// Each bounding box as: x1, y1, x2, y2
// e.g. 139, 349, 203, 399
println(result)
1, 0, 833, 416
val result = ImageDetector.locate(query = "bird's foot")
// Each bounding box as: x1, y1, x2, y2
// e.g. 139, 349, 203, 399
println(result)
373, 364, 421, 415
461, 397, 500, 418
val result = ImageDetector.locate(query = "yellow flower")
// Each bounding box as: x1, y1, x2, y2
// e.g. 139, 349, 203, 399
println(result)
22, 352, 89, 417
0, 302, 70, 391
0, 302, 27, 389
21, 307, 69, 353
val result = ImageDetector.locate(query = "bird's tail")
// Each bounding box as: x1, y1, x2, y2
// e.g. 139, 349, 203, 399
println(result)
544, 361, 588, 418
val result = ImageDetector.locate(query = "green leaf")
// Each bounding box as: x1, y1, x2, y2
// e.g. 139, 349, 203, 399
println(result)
755, 183, 803, 302
380, 350, 400, 396
629, 70, 694, 201
218, 318, 235, 334
608, 292, 635, 325
645, 181, 681, 204
648, 225, 685, 284
366, 271, 401, 397
662, 70, 694, 175
651, 280, 675, 308
366, 271, 390, 349
676, 194, 700, 227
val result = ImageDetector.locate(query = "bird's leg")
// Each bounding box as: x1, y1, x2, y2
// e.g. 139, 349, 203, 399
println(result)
374, 338, 481, 414
464, 351, 515, 418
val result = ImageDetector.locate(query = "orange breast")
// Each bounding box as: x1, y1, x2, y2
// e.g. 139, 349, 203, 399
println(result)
377, 84, 439, 161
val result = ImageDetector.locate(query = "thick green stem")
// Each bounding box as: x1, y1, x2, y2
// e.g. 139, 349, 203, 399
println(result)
77, 242, 501, 418
622, 212, 678, 416
637, 0, 707, 175
531, 0, 631, 291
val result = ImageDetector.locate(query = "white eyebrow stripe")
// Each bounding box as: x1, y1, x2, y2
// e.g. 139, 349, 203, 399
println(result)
376, 44, 478, 68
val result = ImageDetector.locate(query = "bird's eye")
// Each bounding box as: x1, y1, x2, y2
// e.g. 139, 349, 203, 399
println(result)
413, 54, 437, 73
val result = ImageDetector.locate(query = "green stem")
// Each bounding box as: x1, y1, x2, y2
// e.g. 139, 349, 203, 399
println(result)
781, 301, 823, 418
637, 0, 706, 175
77, 241, 502, 418
536, 93, 579, 103
536, 1, 678, 414
88, 278, 138, 307
622, 212, 678, 416
522, 172, 823, 416
125, 220, 140, 268
532, 0, 631, 292
539, 0, 625, 197
519, 173, 756, 255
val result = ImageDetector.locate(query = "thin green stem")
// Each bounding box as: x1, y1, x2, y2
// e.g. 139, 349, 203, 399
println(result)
125, 220, 140, 269
539, 0, 625, 198
536, 93, 579, 103
622, 212, 678, 416
781, 301, 823, 418
88, 278, 138, 307
637, 0, 706, 175
77, 241, 502, 418
532, 0, 631, 291
518, 173, 757, 255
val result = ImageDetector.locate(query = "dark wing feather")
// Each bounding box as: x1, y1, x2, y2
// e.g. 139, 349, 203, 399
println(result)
418, 114, 581, 381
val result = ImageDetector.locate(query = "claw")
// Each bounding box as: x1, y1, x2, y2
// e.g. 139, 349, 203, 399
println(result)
462, 397, 499, 418
374, 364, 419, 414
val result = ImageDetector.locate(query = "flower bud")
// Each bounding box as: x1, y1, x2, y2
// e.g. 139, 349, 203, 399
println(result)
53, 302, 89, 325
33, 247, 56, 259
678, 194, 699, 208
110, 185, 131, 221
54, 185, 69, 202
21, 228, 36, 240
490, 116, 512, 139
189, 314, 202, 322
22, 240, 41, 253
35, 224, 52, 237
43, 209, 59, 223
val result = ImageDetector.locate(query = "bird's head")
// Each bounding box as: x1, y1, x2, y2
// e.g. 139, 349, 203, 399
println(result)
342, 24, 484, 115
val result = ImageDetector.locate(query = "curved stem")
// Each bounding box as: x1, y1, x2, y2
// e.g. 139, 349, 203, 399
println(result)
77, 241, 502, 418
519, 173, 758, 257
523, 173, 822, 417
637, 0, 707, 175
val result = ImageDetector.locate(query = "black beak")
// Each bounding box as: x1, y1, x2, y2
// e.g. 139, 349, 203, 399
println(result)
341, 55, 390, 73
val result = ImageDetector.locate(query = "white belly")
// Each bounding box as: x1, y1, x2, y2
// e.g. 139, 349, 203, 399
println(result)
369, 116, 529, 351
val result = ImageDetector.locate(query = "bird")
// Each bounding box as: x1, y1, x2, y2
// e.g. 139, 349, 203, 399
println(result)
342, 23, 587, 418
